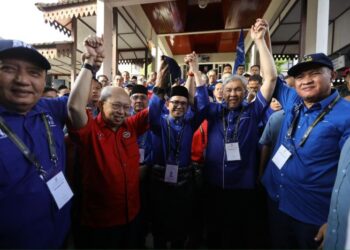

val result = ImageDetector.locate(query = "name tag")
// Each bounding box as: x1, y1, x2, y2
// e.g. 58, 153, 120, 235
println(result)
225, 142, 241, 161
272, 145, 292, 169
46, 171, 73, 209
139, 148, 145, 163
164, 164, 178, 183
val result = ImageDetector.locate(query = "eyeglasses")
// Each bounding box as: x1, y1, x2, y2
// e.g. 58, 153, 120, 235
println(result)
169, 100, 188, 106
105, 101, 130, 111
131, 94, 147, 101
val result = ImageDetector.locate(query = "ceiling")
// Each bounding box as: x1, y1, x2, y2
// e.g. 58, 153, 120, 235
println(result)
141, 0, 271, 55
270, 0, 350, 57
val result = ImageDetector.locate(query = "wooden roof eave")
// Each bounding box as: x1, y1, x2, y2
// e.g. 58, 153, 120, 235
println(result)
35, 1, 97, 35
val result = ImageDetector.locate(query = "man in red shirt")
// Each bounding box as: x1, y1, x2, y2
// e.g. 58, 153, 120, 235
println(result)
67, 35, 148, 248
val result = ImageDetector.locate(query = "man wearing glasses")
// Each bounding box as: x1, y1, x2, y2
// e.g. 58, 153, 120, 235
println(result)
67, 35, 148, 249
148, 53, 208, 248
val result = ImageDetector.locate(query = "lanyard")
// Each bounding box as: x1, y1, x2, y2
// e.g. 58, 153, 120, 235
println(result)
0, 113, 58, 180
286, 95, 340, 147
166, 117, 184, 164
222, 107, 244, 143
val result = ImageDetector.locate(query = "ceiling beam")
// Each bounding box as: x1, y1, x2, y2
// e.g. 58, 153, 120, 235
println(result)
158, 28, 251, 37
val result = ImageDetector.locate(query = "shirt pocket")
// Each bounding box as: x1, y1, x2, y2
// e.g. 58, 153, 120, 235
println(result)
0, 140, 42, 199
121, 134, 140, 159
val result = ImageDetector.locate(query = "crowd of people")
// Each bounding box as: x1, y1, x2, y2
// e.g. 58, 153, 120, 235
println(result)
1, 18, 350, 250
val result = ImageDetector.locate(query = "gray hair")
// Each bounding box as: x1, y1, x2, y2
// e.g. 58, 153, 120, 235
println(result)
99, 86, 114, 101
223, 74, 248, 89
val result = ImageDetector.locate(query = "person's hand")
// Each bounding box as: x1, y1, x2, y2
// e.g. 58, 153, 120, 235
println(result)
250, 18, 268, 41
184, 51, 199, 74
314, 223, 327, 249
83, 35, 105, 68
260, 19, 270, 35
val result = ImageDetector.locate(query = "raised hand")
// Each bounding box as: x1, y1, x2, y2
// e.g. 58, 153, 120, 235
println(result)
184, 51, 199, 74
250, 18, 268, 41
83, 35, 105, 68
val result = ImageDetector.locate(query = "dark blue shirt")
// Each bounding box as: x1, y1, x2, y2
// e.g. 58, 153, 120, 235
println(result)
149, 87, 208, 167
262, 78, 350, 226
0, 97, 71, 248
137, 130, 152, 165
204, 90, 268, 189
324, 137, 350, 250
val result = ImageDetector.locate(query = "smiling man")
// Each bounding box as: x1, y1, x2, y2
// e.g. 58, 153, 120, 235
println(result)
261, 53, 350, 248
0, 39, 71, 248
148, 53, 208, 248
203, 19, 277, 249
67, 35, 148, 249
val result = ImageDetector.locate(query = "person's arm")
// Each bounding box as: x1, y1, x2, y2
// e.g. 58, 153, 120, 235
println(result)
68, 35, 104, 129
251, 19, 277, 102
258, 145, 271, 179
184, 74, 195, 106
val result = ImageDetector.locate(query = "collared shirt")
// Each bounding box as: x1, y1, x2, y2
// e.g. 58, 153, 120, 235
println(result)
324, 137, 350, 250
137, 130, 152, 165
204, 90, 268, 189
262, 78, 350, 226
149, 86, 208, 167
0, 97, 70, 249
259, 110, 285, 147
68, 109, 148, 227
132, 110, 152, 165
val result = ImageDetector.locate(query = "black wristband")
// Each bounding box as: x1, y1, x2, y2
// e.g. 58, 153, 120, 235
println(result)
82, 63, 95, 76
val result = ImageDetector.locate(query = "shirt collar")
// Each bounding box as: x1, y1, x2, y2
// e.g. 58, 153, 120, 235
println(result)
302, 89, 339, 111
0, 101, 46, 117
168, 115, 184, 126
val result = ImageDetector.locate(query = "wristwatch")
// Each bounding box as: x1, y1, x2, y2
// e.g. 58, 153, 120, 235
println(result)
82, 63, 95, 76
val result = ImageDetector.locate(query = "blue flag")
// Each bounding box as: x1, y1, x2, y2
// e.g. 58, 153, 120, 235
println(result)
233, 29, 245, 74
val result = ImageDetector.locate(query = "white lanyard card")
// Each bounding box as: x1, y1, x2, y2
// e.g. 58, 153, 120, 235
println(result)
46, 171, 73, 209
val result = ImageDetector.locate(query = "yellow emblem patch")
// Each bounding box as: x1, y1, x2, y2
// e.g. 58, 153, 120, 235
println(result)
303, 55, 313, 62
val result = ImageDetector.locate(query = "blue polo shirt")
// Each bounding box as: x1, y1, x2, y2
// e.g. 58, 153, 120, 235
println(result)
204, 90, 268, 189
0, 97, 71, 248
149, 86, 208, 167
324, 137, 350, 250
262, 78, 350, 226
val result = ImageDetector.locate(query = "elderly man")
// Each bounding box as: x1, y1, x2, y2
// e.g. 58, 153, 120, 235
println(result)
0, 39, 72, 248
67, 35, 148, 249
262, 53, 350, 248
203, 19, 277, 249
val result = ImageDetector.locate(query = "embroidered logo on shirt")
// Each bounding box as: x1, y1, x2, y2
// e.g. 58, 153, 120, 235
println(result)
45, 114, 56, 127
123, 131, 131, 138
0, 128, 8, 139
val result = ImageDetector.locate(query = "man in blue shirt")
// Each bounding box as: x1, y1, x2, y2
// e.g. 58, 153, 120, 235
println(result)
0, 39, 72, 248
261, 52, 350, 248
130, 84, 152, 247
323, 137, 350, 250
148, 53, 208, 248
203, 19, 277, 249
